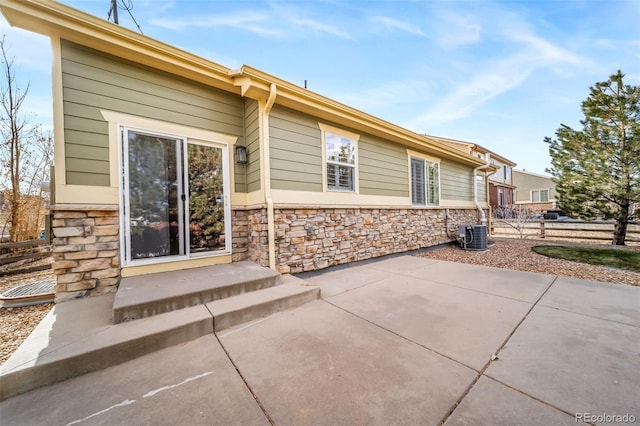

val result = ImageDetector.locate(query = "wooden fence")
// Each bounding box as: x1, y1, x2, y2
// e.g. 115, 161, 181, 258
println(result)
0, 239, 51, 266
491, 220, 640, 246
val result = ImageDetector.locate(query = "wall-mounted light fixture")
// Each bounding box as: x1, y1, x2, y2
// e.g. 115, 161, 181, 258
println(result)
235, 145, 248, 164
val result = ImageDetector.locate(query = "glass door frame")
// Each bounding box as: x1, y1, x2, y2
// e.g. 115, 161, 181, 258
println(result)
184, 139, 232, 258
119, 126, 232, 267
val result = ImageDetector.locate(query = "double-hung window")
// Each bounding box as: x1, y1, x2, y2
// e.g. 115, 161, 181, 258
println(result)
321, 124, 359, 192
410, 156, 440, 206
532, 189, 549, 202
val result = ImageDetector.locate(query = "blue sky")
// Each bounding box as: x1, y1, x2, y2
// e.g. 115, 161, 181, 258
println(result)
1, 0, 639, 174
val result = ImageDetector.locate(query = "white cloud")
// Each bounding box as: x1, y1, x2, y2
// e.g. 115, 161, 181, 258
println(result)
436, 13, 481, 48
291, 18, 352, 40
369, 16, 425, 37
149, 11, 281, 36
407, 19, 591, 130
333, 78, 433, 112
410, 56, 533, 128
595, 39, 640, 49
595, 38, 640, 62
510, 32, 584, 66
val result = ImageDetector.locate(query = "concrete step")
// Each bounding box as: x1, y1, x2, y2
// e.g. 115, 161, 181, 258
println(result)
0, 294, 213, 401
113, 261, 281, 324
1, 274, 320, 401
209, 274, 321, 331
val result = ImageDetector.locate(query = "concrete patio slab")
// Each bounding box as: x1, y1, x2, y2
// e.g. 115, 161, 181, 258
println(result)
2, 254, 638, 425
444, 376, 575, 425
323, 273, 535, 369
0, 294, 213, 400
365, 254, 441, 274
0, 335, 269, 426
539, 276, 640, 326
1, 262, 328, 401
485, 305, 640, 420
219, 300, 476, 425
299, 262, 392, 297
376, 257, 555, 303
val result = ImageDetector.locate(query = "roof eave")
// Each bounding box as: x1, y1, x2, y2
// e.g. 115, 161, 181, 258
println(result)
2, 0, 486, 167
231, 65, 487, 166
0, 0, 239, 94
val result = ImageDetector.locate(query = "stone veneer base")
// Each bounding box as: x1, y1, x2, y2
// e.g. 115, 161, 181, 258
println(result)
272, 207, 482, 274
51, 204, 483, 301
51, 205, 120, 303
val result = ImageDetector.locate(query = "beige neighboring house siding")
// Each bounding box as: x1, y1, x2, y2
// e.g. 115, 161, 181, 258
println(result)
512, 170, 557, 203
60, 40, 245, 187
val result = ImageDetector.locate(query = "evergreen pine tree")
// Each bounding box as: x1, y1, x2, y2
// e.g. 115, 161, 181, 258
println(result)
546, 70, 640, 245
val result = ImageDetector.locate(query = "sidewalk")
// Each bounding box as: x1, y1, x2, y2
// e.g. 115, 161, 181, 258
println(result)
1, 255, 638, 425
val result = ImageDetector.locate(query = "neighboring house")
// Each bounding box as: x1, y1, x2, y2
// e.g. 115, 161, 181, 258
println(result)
429, 136, 516, 211
1, 0, 497, 301
512, 170, 557, 213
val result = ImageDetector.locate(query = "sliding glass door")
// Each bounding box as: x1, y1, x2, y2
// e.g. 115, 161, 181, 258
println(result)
186, 142, 226, 254
122, 129, 229, 265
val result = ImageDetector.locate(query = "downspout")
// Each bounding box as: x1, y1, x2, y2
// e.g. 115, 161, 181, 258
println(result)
262, 83, 277, 270
473, 153, 491, 225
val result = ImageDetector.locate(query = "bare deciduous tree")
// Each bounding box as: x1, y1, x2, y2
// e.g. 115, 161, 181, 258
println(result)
493, 204, 532, 239
0, 36, 53, 242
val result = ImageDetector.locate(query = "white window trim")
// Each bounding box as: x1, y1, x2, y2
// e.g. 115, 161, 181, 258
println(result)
319, 123, 359, 193
407, 149, 441, 207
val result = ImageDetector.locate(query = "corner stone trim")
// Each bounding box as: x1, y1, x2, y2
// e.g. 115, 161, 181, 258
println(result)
51, 208, 120, 302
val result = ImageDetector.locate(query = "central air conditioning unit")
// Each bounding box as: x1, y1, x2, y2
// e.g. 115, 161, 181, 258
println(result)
458, 224, 488, 251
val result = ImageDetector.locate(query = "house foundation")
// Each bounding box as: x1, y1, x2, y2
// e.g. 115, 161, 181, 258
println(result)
232, 207, 269, 266
50, 204, 483, 301
273, 207, 481, 274
51, 205, 120, 302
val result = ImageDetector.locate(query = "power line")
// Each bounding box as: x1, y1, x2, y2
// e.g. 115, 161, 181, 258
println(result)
107, 0, 118, 24
107, 0, 143, 35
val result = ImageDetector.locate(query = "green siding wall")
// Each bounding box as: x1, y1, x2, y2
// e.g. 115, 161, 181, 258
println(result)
269, 106, 323, 192
441, 159, 474, 201
269, 106, 408, 197
478, 176, 487, 201
358, 134, 408, 197
244, 99, 261, 193
61, 40, 244, 186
